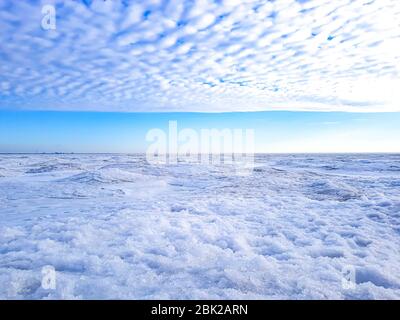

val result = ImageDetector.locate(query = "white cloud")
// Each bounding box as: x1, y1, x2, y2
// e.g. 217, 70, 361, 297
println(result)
0, 0, 399, 112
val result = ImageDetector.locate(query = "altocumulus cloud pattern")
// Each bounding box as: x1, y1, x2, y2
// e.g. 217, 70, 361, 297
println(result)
0, 0, 399, 112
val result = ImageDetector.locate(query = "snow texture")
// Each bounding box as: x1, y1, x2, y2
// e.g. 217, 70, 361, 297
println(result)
0, 153, 400, 299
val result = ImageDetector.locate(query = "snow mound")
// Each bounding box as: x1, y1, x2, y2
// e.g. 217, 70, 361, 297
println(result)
26, 161, 82, 174
60, 168, 156, 185
355, 267, 400, 289
307, 180, 361, 201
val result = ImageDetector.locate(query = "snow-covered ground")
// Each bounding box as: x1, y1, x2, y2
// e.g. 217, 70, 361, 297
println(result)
0, 154, 399, 299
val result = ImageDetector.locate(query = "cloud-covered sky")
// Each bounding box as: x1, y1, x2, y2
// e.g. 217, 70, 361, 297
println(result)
0, 0, 399, 112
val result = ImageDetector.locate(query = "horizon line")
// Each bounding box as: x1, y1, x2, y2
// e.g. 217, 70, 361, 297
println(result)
1, 152, 399, 155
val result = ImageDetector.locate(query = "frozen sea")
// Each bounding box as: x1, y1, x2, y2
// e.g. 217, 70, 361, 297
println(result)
0, 153, 399, 299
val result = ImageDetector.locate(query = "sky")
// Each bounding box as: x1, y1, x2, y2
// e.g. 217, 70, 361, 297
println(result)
0, 0, 399, 152
1, 111, 400, 153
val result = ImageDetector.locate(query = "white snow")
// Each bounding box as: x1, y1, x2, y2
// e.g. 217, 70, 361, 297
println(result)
0, 153, 400, 299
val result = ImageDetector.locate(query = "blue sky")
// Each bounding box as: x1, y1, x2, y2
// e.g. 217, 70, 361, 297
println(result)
0, 1, 399, 152
1, 111, 400, 153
